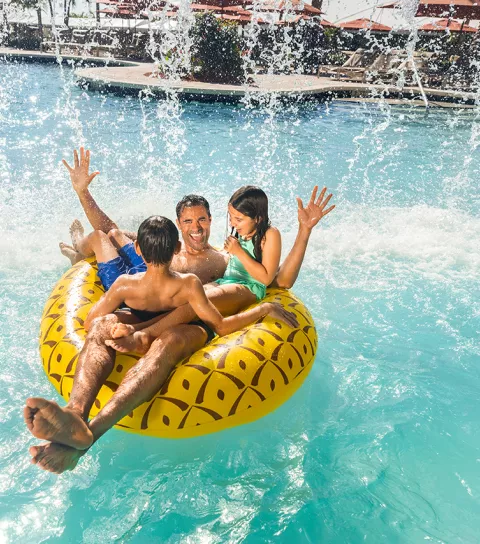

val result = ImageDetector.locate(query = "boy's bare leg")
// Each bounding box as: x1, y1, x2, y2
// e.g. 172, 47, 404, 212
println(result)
70, 221, 120, 263
107, 284, 256, 354
28, 324, 207, 474
24, 314, 122, 449
107, 228, 135, 251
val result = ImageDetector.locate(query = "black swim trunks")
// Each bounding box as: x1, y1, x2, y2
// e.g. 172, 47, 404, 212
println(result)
127, 307, 170, 322
190, 320, 215, 344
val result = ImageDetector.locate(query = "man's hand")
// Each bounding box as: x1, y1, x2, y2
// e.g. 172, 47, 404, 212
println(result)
296, 186, 335, 232
62, 147, 100, 194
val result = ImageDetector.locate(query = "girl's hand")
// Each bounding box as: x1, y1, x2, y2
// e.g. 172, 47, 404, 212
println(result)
296, 186, 335, 231
224, 235, 242, 256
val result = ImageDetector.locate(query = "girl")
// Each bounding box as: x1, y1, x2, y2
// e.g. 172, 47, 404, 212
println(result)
108, 185, 284, 353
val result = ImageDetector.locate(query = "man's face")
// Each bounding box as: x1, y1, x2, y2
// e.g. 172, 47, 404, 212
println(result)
177, 205, 212, 252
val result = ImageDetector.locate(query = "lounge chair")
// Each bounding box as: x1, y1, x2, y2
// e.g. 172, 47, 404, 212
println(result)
317, 48, 382, 82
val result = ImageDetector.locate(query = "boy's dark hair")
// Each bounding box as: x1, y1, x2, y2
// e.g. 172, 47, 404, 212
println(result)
137, 216, 179, 265
176, 194, 211, 219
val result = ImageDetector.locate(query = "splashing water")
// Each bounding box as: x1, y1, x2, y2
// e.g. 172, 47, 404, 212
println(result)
1, 0, 480, 541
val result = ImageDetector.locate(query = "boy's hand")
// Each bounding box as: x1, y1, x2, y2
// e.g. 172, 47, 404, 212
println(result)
224, 235, 242, 257
62, 147, 100, 194
296, 186, 335, 232
265, 302, 299, 329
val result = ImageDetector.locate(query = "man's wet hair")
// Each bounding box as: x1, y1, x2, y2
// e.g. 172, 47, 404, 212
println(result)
137, 216, 179, 265
176, 194, 211, 219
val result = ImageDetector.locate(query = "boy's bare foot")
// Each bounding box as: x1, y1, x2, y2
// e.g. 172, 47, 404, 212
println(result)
111, 322, 136, 339
30, 442, 84, 474
69, 219, 85, 252
59, 242, 83, 265
105, 331, 150, 355
24, 398, 93, 450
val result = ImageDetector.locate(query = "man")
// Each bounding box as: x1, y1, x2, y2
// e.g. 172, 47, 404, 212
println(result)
24, 148, 335, 474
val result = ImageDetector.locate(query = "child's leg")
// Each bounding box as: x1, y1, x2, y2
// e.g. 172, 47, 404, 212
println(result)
204, 283, 257, 316
106, 284, 256, 354
70, 220, 119, 263
107, 229, 135, 252
108, 229, 146, 273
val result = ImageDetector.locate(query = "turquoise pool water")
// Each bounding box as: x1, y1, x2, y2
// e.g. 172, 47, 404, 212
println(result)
0, 60, 479, 543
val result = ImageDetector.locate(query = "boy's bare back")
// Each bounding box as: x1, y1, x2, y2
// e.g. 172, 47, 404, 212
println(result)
112, 271, 199, 313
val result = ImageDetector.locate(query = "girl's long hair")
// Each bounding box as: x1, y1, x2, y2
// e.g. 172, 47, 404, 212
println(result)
229, 186, 271, 262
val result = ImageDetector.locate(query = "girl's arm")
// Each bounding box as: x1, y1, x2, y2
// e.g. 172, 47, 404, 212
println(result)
85, 278, 127, 330
225, 227, 281, 286
186, 275, 297, 337
271, 186, 335, 289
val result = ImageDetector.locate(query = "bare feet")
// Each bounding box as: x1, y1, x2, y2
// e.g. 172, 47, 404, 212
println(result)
69, 219, 85, 252
111, 322, 136, 339
59, 242, 83, 265
105, 331, 150, 355
24, 398, 93, 450
30, 442, 84, 474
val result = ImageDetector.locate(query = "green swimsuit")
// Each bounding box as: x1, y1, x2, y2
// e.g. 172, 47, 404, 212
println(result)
215, 237, 267, 301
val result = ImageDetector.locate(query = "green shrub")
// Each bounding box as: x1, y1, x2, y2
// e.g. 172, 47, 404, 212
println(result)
191, 13, 244, 84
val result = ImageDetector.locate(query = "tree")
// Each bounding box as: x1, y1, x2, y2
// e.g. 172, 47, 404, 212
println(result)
190, 13, 245, 84
12, 0, 76, 28
10, 0, 52, 32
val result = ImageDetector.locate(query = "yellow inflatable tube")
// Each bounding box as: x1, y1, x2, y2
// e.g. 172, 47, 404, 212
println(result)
39, 258, 318, 439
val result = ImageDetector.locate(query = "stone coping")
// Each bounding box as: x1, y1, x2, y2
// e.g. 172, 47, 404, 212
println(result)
1, 47, 478, 108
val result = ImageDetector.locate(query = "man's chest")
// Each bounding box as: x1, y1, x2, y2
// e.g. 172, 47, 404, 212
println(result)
172, 252, 228, 284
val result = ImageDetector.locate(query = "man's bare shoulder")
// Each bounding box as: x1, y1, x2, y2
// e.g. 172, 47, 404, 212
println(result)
204, 245, 228, 261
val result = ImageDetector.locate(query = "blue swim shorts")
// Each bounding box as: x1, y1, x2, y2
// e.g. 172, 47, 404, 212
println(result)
97, 242, 147, 290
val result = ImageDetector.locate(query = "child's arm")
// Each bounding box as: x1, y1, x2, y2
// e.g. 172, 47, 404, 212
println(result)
62, 147, 119, 233
224, 227, 281, 286
128, 304, 196, 340
85, 277, 128, 330
186, 276, 298, 336
271, 186, 335, 289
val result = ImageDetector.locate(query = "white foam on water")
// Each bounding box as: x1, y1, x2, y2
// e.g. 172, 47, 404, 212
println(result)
284, 203, 480, 287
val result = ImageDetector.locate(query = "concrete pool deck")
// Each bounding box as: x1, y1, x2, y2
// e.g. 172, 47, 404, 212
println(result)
1, 47, 478, 108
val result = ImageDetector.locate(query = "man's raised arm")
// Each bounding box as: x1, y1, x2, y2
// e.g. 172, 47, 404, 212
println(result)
270, 186, 335, 290
62, 147, 119, 233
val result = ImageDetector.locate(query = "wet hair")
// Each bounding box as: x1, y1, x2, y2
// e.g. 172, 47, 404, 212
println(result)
229, 185, 270, 262
137, 216, 179, 265
176, 194, 211, 219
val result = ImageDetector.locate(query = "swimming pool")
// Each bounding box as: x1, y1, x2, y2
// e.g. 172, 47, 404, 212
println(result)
1, 60, 479, 543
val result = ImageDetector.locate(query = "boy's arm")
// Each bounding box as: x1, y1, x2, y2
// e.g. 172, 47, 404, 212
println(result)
130, 304, 197, 339
62, 147, 118, 233
85, 278, 127, 331
224, 227, 281, 286
187, 276, 298, 336
270, 186, 335, 289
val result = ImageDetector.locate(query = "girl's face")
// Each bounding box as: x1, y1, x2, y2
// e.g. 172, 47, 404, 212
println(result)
228, 204, 258, 239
